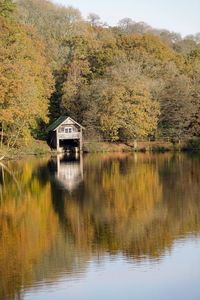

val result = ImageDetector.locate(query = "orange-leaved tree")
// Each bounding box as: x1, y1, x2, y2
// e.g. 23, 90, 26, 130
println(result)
0, 17, 54, 148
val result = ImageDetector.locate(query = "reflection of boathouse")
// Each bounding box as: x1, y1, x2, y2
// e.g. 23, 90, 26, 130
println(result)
47, 116, 84, 152
56, 154, 83, 192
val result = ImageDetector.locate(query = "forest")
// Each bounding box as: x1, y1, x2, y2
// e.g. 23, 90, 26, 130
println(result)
1, 0, 200, 149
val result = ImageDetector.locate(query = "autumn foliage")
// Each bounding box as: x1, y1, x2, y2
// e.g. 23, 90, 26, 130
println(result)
1, 0, 200, 148
0, 15, 54, 146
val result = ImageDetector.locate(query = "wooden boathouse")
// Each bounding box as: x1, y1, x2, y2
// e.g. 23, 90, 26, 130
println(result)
47, 116, 84, 152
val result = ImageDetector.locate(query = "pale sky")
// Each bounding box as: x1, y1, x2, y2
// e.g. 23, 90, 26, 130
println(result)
51, 0, 200, 37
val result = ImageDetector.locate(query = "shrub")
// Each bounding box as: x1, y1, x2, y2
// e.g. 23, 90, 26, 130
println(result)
184, 138, 200, 151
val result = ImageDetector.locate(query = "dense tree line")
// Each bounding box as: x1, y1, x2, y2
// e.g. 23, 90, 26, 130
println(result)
1, 0, 200, 147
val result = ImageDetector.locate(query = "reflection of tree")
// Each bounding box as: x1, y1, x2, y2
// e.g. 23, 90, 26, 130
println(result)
157, 154, 200, 237
54, 153, 200, 260
0, 157, 89, 300
56, 153, 163, 257
2, 154, 200, 299
0, 158, 59, 300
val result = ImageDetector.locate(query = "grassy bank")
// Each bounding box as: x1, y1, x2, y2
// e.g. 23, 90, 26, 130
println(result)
0, 140, 55, 160
83, 141, 173, 153
1, 138, 200, 160
83, 138, 200, 153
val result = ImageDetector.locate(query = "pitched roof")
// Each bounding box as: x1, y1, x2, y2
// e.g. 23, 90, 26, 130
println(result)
47, 116, 68, 131
47, 116, 84, 131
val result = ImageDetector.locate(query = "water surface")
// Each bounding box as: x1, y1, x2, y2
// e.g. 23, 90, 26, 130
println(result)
1, 152, 200, 300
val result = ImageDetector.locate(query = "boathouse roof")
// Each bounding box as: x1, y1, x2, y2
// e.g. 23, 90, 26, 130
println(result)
47, 116, 84, 131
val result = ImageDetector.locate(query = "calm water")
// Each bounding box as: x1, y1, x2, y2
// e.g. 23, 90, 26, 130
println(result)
1, 152, 200, 300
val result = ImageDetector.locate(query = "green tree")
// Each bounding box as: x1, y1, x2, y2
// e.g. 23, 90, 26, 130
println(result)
82, 61, 159, 141
61, 58, 91, 121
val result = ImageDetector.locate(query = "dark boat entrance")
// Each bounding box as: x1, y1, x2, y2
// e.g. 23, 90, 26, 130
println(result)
59, 139, 79, 152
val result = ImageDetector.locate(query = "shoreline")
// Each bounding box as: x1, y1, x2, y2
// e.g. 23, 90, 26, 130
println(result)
1, 139, 200, 160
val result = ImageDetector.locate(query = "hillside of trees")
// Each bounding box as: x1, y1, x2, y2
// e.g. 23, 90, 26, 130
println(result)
1, 0, 200, 148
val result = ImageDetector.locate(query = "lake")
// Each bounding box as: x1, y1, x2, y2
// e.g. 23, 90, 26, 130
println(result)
1, 152, 200, 300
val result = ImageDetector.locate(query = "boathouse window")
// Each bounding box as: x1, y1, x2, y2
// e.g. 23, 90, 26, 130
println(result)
65, 127, 72, 133
60, 127, 64, 132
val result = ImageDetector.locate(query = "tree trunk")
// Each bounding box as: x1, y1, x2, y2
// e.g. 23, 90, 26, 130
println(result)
0, 122, 3, 149
134, 139, 137, 150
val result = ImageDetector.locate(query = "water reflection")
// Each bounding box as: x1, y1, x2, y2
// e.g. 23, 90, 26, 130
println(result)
1, 153, 200, 299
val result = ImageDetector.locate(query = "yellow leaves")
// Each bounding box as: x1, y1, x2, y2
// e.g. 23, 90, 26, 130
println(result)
0, 157, 60, 299
117, 34, 178, 63
0, 17, 54, 145
100, 115, 120, 141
